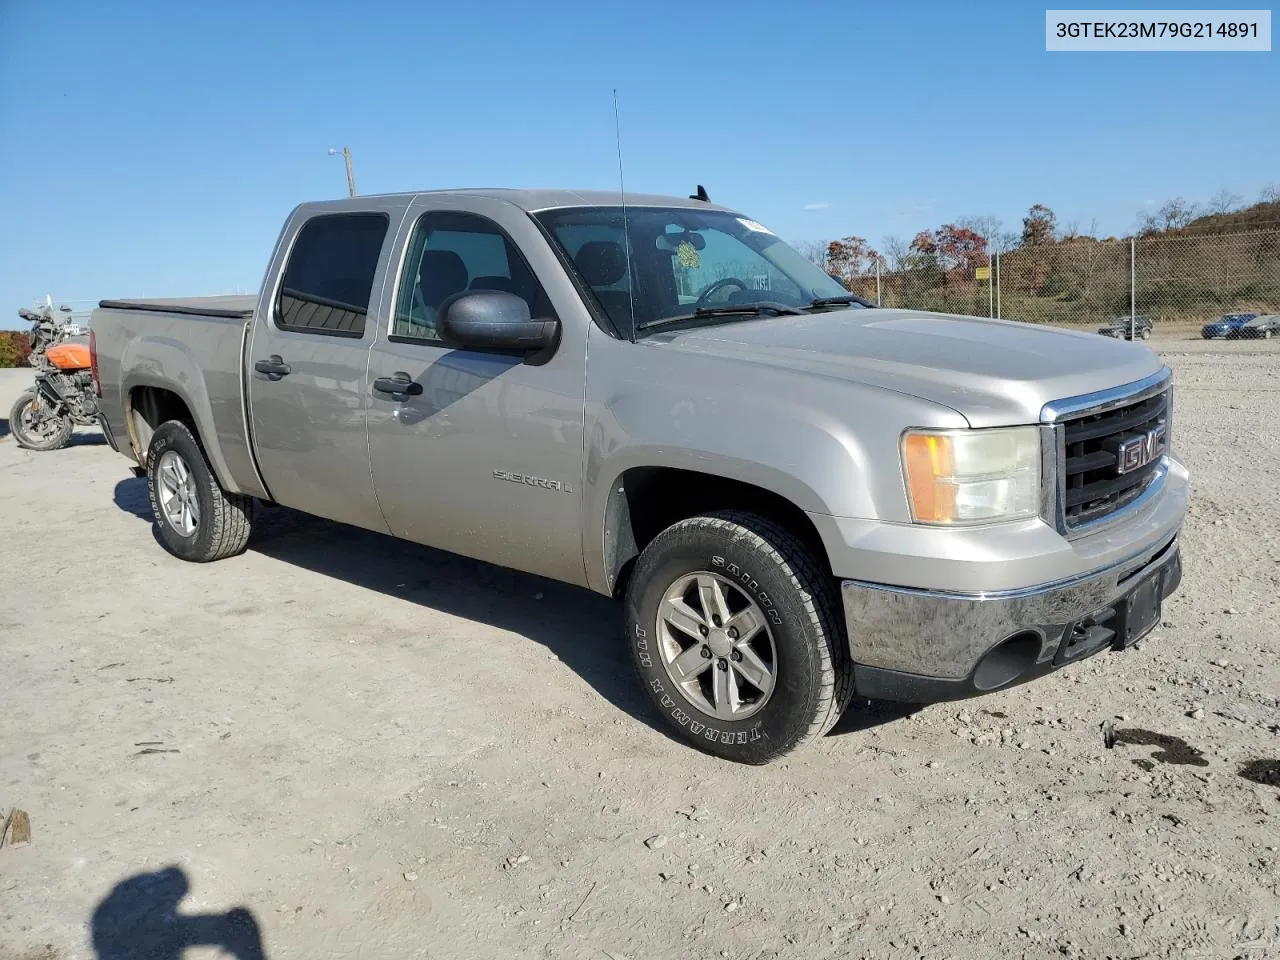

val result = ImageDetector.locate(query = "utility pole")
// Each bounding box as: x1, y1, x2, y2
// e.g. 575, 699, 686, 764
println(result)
328, 146, 357, 197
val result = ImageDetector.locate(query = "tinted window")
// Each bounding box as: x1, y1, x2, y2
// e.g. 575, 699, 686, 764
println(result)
276, 213, 389, 337
392, 211, 552, 343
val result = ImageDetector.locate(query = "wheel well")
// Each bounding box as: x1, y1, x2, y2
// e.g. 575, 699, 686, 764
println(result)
127, 386, 195, 465
604, 467, 831, 598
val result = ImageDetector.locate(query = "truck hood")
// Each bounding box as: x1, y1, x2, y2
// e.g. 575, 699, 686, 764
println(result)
650, 308, 1165, 427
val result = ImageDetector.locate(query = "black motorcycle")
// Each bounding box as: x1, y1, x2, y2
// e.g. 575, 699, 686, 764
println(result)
9, 304, 100, 451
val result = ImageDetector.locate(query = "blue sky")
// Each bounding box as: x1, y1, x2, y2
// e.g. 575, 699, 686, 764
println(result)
0, 0, 1275, 326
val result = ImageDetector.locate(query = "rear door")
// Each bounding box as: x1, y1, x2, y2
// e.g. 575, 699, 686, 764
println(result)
248, 206, 405, 532
364, 196, 589, 586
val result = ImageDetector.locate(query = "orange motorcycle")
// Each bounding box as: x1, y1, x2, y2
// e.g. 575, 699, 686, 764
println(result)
9, 305, 100, 451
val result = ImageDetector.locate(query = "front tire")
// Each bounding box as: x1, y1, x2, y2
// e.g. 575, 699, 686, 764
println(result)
145, 420, 252, 562
9, 389, 73, 451
624, 511, 853, 764
1140, 328, 1150, 340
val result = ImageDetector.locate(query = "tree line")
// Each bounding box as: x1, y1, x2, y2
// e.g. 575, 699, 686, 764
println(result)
803, 184, 1280, 325
807, 183, 1280, 286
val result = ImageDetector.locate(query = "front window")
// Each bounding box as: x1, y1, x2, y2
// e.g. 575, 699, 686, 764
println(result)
535, 206, 865, 336
392, 211, 553, 344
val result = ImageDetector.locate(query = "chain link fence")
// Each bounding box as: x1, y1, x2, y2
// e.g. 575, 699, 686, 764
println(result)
841, 228, 1280, 340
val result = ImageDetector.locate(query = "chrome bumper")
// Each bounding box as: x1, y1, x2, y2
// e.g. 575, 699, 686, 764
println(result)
843, 533, 1182, 703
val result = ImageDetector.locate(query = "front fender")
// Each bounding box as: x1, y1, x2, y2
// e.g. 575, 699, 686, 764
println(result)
580, 350, 967, 593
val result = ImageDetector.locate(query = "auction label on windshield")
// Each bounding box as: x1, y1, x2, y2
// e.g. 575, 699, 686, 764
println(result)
1046, 10, 1271, 50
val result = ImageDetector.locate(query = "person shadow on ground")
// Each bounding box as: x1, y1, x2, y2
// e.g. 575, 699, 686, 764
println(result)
91, 866, 266, 960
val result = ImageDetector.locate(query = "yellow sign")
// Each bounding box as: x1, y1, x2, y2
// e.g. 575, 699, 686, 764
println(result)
974, 266, 991, 281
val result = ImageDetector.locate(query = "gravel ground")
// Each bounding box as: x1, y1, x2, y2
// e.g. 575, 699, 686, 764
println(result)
1, 345, 1277, 960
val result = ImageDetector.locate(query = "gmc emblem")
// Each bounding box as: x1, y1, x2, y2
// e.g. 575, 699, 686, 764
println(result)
1115, 424, 1166, 475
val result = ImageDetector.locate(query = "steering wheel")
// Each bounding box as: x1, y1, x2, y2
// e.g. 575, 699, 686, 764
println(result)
694, 277, 749, 307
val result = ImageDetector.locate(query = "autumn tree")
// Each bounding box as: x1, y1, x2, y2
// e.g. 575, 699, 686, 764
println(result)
794, 240, 828, 270
1208, 188, 1243, 215
824, 236, 885, 286
880, 235, 910, 269
1138, 197, 1198, 235
910, 224, 988, 271
1021, 204, 1057, 247
958, 215, 1003, 250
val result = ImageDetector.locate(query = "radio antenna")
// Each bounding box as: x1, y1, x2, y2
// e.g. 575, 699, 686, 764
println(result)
613, 89, 637, 343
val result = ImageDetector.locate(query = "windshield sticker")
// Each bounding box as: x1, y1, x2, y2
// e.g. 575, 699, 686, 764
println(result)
676, 241, 701, 269
737, 218, 774, 235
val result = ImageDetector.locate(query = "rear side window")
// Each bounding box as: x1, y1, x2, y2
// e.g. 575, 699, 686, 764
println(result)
276, 213, 389, 337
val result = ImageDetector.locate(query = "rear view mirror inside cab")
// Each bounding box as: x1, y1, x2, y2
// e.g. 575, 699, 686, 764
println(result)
654, 231, 706, 253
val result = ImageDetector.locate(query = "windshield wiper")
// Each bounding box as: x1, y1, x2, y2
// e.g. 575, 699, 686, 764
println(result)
807, 294, 872, 308
637, 301, 805, 332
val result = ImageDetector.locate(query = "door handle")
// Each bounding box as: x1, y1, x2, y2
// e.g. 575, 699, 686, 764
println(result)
254, 355, 291, 380
373, 373, 423, 397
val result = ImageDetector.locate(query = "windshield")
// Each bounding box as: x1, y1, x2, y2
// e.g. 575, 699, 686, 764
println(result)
535, 206, 862, 336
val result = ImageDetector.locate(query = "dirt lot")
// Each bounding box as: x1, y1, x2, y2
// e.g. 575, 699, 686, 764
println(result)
1, 345, 1277, 960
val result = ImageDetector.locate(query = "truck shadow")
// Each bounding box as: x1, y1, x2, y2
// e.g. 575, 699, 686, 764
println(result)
0, 416, 8, 440
112, 477, 657, 735
254, 501, 660, 726
111, 477, 918, 744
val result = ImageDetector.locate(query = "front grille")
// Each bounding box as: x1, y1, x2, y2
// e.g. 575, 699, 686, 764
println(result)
1059, 388, 1168, 528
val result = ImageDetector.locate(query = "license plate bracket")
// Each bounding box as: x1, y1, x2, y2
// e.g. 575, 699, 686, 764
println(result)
1115, 572, 1162, 649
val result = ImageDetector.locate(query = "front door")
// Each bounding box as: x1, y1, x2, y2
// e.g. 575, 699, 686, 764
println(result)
365, 201, 588, 586
247, 208, 401, 533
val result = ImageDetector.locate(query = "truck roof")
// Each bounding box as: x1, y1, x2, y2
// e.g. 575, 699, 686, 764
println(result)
301, 188, 735, 214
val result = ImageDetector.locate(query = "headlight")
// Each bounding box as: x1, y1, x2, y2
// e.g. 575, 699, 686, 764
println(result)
902, 426, 1041, 525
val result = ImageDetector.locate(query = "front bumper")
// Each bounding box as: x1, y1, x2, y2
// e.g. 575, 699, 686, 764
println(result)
843, 533, 1182, 703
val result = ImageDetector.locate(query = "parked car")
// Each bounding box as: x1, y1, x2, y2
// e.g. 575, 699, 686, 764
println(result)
1235, 314, 1280, 339
90, 188, 1187, 764
1200, 312, 1258, 339
1098, 315, 1152, 340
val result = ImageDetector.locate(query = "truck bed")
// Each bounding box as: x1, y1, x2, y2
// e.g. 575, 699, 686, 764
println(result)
91, 295, 267, 500
97, 295, 257, 319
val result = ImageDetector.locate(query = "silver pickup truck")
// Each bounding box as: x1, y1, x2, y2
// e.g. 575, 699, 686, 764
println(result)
92, 188, 1187, 763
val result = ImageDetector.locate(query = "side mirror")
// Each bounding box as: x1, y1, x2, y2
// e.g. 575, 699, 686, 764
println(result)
437, 290, 559, 353
59, 304, 73, 313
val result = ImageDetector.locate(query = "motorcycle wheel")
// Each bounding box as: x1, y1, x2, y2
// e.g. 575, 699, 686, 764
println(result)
9, 389, 73, 451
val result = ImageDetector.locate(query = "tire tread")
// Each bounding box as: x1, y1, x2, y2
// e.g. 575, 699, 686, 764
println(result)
147, 420, 251, 562
9, 390, 73, 451
634, 510, 854, 764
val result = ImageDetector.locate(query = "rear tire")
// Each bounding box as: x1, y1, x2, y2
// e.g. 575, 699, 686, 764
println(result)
1140, 328, 1150, 340
623, 510, 854, 764
9, 389, 73, 451
145, 420, 251, 562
